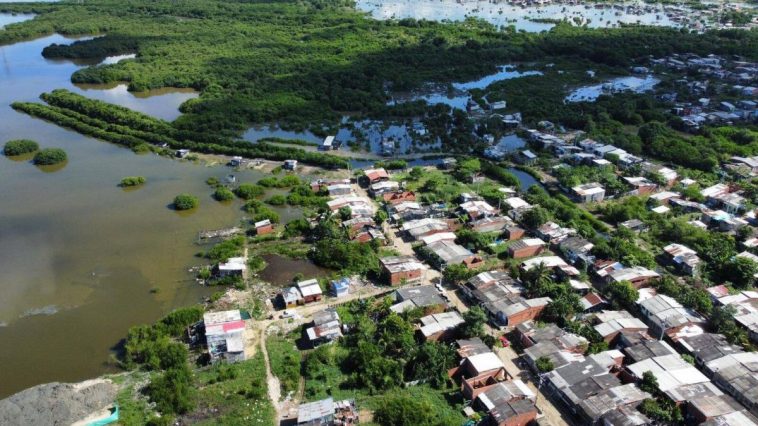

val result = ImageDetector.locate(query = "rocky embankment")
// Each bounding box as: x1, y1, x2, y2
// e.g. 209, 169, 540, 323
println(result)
0, 379, 117, 426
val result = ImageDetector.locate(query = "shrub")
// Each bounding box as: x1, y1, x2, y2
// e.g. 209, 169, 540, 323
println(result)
173, 194, 199, 210
33, 148, 67, 165
213, 187, 235, 202
3, 139, 38, 156
147, 365, 195, 414
120, 176, 146, 187
266, 194, 287, 205
235, 183, 264, 200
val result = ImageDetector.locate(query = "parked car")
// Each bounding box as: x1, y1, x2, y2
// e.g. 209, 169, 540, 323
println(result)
499, 335, 510, 347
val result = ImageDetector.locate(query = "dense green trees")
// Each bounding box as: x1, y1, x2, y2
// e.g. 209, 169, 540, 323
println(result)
605, 280, 640, 311
120, 176, 146, 187
213, 187, 234, 202
173, 194, 199, 210
33, 147, 67, 165
235, 183, 265, 200
3, 139, 38, 156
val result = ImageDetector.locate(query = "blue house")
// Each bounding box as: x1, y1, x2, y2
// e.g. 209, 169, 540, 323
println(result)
331, 278, 350, 298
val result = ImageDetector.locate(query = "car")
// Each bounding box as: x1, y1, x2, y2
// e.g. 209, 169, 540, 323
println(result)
499, 335, 510, 347
435, 283, 444, 292
281, 309, 296, 319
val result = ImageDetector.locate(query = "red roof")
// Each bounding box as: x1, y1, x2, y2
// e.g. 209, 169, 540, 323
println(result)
365, 168, 389, 182
222, 320, 246, 332
582, 293, 605, 307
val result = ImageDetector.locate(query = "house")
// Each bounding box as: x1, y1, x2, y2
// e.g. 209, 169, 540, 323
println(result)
623, 177, 657, 196
440, 157, 457, 169
572, 182, 606, 203
486, 297, 552, 327
593, 311, 649, 344
520, 256, 580, 278
393, 285, 446, 313
283, 159, 298, 170
470, 216, 511, 233
649, 191, 680, 205
504, 227, 525, 241
504, 197, 532, 220
297, 279, 323, 304
280, 286, 303, 308
580, 293, 609, 313
535, 222, 576, 244
319, 135, 336, 151
306, 309, 342, 347
663, 243, 701, 276
625, 353, 710, 393
475, 382, 537, 426
331, 278, 350, 298
402, 218, 451, 240
203, 310, 247, 363
297, 398, 358, 426
363, 168, 389, 184
368, 180, 399, 198
459, 200, 498, 220
559, 236, 595, 265
254, 219, 274, 235
515, 150, 537, 166
381, 256, 427, 286
327, 183, 352, 197
607, 266, 660, 289
576, 384, 651, 425
426, 240, 483, 269
638, 294, 707, 341
619, 219, 648, 233
382, 190, 415, 205
176, 149, 191, 158
218, 257, 246, 277
508, 238, 546, 259
418, 311, 464, 342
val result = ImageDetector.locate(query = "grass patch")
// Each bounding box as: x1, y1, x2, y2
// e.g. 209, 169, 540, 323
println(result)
266, 333, 301, 395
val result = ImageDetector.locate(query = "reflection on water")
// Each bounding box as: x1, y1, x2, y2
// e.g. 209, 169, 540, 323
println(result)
0, 32, 302, 397
73, 84, 198, 121
0, 13, 34, 29
242, 125, 321, 144
507, 167, 543, 190
565, 75, 660, 102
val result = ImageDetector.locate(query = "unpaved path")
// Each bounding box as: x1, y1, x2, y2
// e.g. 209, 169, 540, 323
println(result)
260, 327, 282, 421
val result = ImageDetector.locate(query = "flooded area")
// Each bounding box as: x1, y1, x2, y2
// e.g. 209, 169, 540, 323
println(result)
356, 0, 735, 32
257, 255, 331, 287
565, 75, 660, 102
73, 83, 198, 121
0, 13, 33, 29
507, 167, 543, 190
0, 30, 302, 397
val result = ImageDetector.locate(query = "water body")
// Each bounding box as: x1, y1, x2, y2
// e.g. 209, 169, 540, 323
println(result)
73, 83, 198, 121
357, 0, 682, 32
242, 125, 322, 145
507, 167, 543, 190
0, 31, 302, 397
565, 75, 660, 102
100, 53, 136, 65
257, 254, 331, 287
0, 13, 33, 29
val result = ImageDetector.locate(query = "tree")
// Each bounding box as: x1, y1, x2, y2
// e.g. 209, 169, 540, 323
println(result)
173, 194, 199, 210
119, 176, 146, 187
33, 147, 67, 165
374, 395, 438, 426
454, 157, 481, 181
542, 294, 582, 326
3, 139, 38, 156
520, 206, 550, 229
605, 280, 639, 310
535, 356, 554, 372
235, 183, 264, 200
721, 256, 758, 289
147, 365, 195, 414
338, 206, 352, 221
639, 370, 659, 394
409, 166, 424, 180
213, 187, 234, 201
461, 306, 487, 339
442, 263, 476, 285
408, 343, 455, 388
374, 210, 388, 225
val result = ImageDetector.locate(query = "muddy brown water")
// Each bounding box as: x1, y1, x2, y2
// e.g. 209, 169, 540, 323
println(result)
257, 254, 331, 287
0, 30, 303, 397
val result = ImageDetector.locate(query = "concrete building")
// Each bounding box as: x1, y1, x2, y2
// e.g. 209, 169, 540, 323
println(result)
638, 294, 706, 341
381, 255, 427, 286
306, 309, 342, 347
204, 310, 247, 363
217, 257, 246, 277
508, 238, 546, 259
297, 279, 323, 304
572, 182, 606, 203
607, 266, 661, 289
418, 311, 464, 342
254, 219, 274, 235
663, 243, 701, 276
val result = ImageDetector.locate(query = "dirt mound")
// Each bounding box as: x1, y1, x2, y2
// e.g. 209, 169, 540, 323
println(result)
0, 378, 118, 426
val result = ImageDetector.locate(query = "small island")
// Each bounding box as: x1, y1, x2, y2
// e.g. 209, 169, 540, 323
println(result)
33, 148, 67, 165
213, 187, 234, 202
119, 176, 147, 187
173, 193, 199, 210
3, 139, 39, 156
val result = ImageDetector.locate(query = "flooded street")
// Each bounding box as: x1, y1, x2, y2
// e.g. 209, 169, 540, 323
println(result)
0, 30, 300, 397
